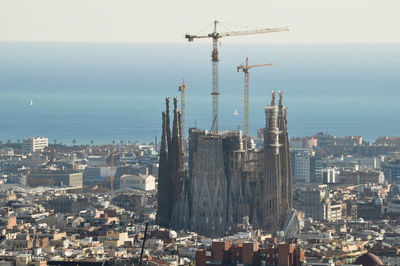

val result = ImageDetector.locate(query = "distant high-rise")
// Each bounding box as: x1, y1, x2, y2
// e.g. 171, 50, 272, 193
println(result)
157, 92, 294, 236
22, 137, 48, 153
290, 148, 316, 183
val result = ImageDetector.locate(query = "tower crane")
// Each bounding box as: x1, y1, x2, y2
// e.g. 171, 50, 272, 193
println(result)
237, 57, 274, 137
110, 148, 114, 191
185, 21, 288, 133
178, 80, 188, 142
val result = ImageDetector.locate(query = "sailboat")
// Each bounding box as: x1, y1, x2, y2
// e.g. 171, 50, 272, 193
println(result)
30, 99, 33, 107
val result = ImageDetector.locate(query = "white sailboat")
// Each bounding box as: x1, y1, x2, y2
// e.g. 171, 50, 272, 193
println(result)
30, 99, 33, 107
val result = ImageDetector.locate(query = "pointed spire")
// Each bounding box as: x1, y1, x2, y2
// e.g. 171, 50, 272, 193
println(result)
284, 107, 288, 129
166, 97, 170, 116
157, 111, 169, 226
165, 97, 172, 150
171, 97, 180, 169
171, 97, 179, 173
271, 91, 276, 106
161, 112, 168, 152
174, 97, 178, 114
172, 97, 181, 158
178, 111, 185, 171
172, 97, 179, 139
169, 97, 181, 218
278, 91, 284, 130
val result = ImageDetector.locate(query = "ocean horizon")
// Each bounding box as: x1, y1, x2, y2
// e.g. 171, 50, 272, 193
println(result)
0, 42, 399, 145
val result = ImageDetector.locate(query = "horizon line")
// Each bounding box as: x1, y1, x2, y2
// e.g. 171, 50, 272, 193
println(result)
0, 40, 399, 45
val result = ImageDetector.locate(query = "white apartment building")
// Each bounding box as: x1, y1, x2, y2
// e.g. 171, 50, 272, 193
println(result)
119, 174, 155, 191
22, 137, 48, 153
291, 148, 315, 183
322, 167, 340, 184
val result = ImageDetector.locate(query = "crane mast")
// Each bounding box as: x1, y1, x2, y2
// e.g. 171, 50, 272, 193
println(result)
237, 57, 274, 137
178, 80, 188, 142
210, 21, 219, 132
110, 149, 114, 191
185, 21, 288, 133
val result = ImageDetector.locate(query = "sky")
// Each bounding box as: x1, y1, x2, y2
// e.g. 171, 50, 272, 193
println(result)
0, 0, 399, 43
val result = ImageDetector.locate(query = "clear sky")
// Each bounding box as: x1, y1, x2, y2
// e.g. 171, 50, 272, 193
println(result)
0, 0, 399, 43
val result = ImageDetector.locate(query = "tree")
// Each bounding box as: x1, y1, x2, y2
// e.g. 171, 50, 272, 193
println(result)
91, 140, 94, 145
72, 139, 77, 146
54, 139, 57, 145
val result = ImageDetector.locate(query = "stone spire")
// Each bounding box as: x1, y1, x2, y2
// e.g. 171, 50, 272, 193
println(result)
271, 91, 276, 106
284, 107, 288, 130
171, 97, 181, 173
278, 91, 284, 115
178, 111, 185, 171
168, 99, 188, 230
263, 92, 282, 231
277, 91, 284, 131
283, 106, 292, 209
265, 93, 281, 155
277, 92, 292, 219
169, 97, 182, 220
165, 97, 172, 152
157, 111, 170, 226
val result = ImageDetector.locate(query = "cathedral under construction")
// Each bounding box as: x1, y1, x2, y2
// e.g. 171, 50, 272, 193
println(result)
157, 92, 295, 237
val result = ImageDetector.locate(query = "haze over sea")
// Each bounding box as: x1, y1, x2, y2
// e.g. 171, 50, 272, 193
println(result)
0, 42, 399, 145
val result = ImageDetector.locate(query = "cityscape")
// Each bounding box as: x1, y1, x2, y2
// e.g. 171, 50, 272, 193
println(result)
1, 1, 400, 266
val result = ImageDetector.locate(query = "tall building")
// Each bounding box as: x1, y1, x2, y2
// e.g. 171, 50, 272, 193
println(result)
22, 137, 48, 153
28, 171, 83, 188
322, 167, 340, 184
157, 92, 294, 236
294, 185, 342, 222
290, 148, 315, 183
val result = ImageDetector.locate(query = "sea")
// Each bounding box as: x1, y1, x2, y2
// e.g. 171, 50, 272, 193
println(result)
0, 42, 399, 145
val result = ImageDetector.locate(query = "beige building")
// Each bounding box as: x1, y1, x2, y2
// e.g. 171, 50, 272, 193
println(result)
103, 231, 133, 247
295, 185, 342, 222
6, 234, 33, 251
16, 254, 46, 266
119, 174, 155, 191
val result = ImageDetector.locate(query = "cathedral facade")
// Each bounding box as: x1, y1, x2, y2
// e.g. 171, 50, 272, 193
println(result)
157, 92, 293, 237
